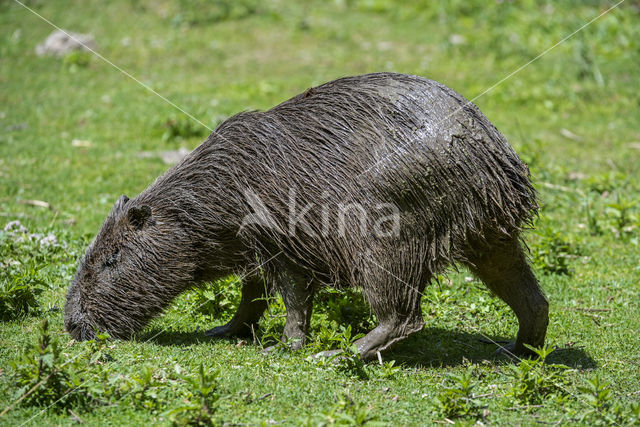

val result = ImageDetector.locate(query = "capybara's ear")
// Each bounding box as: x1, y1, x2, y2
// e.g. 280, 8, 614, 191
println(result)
114, 194, 130, 211
127, 205, 152, 230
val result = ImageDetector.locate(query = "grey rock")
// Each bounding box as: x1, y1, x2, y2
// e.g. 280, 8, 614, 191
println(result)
36, 29, 96, 57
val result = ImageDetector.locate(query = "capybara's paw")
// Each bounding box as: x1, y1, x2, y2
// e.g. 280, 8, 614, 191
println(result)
263, 338, 305, 354
494, 342, 518, 358
204, 325, 233, 337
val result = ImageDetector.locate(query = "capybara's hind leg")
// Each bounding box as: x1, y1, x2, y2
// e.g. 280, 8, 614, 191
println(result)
316, 273, 426, 362
316, 312, 424, 362
353, 288, 425, 361
466, 237, 549, 356
352, 315, 425, 361
205, 275, 268, 338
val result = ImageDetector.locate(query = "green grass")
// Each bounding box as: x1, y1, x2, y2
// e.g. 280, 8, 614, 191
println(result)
1, 0, 640, 424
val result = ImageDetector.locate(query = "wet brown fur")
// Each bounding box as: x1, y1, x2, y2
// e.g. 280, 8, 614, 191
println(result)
65, 72, 548, 360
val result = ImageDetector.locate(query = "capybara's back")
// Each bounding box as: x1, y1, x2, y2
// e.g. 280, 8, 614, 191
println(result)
65, 73, 548, 361
261, 73, 538, 270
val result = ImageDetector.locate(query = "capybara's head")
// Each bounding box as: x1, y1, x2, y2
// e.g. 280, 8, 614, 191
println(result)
65, 195, 197, 340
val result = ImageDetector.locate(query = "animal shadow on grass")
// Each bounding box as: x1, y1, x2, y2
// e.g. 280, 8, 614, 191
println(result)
385, 327, 597, 369
140, 327, 262, 347
140, 326, 596, 370
138, 329, 217, 346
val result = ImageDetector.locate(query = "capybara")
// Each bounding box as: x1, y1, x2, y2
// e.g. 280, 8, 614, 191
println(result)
65, 72, 548, 360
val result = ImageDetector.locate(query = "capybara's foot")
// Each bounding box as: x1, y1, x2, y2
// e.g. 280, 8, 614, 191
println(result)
353, 323, 421, 361
262, 336, 305, 354
205, 320, 255, 338
205, 323, 241, 337
205, 277, 268, 339
494, 342, 518, 358
316, 320, 424, 362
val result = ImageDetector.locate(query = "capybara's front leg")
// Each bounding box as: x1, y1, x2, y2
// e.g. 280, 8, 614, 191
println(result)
262, 274, 314, 353
205, 275, 268, 338
278, 276, 315, 350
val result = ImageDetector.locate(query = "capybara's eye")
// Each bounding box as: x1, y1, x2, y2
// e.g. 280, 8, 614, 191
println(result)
103, 249, 120, 268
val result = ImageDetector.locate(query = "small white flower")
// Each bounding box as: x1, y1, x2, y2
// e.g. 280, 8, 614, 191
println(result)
40, 233, 58, 247
3, 220, 28, 234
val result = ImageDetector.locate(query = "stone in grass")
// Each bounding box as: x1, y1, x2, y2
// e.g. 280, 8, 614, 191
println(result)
35, 29, 96, 57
